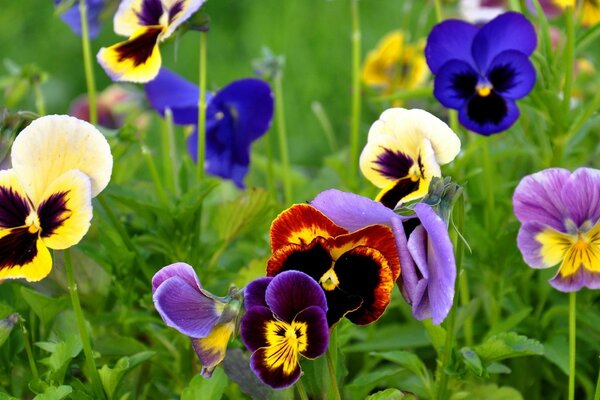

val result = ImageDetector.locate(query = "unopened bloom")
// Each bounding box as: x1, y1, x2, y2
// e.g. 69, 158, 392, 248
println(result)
426, 12, 537, 135
513, 168, 600, 291
360, 108, 460, 208
241, 271, 329, 389
97, 0, 206, 82
145, 68, 274, 188
0, 115, 113, 281
312, 189, 456, 324
152, 262, 242, 377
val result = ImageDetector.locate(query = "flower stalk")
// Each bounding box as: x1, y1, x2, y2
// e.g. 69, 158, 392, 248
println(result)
349, 0, 362, 190
326, 346, 342, 400
274, 72, 293, 203
569, 291, 576, 400
79, 0, 97, 125
196, 31, 208, 182
20, 320, 39, 381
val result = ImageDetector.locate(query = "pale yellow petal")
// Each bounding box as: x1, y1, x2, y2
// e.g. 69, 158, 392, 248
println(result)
113, 0, 148, 36
0, 237, 52, 282
0, 169, 32, 229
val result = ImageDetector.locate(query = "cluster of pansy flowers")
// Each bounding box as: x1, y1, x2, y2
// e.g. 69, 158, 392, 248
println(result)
152, 107, 461, 388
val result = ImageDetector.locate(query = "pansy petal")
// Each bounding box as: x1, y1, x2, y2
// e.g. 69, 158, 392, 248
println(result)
244, 277, 273, 310
191, 321, 235, 378
516, 222, 550, 269
550, 267, 600, 292
360, 135, 417, 188
0, 236, 52, 282
0, 170, 32, 229
294, 306, 329, 359
97, 26, 163, 83
145, 68, 202, 125
162, 0, 207, 39
152, 262, 202, 293
265, 270, 328, 322
425, 19, 478, 74
37, 170, 92, 250
11, 115, 113, 205
433, 59, 477, 109
487, 50, 536, 99
114, 0, 160, 36
512, 168, 570, 231
152, 276, 222, 338
459, 94, 520, 135
58, 0, 104, 38
249, 346, 302, 390
267, 240, 332, 280
270, 204, 347, 252
560, 168, 600, 227
471, 12, 536, 72
240, 306, 273, 352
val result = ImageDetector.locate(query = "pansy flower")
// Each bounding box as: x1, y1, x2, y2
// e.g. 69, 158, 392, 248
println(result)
152, 262, 243, 377
362, 31, 428, 104
0, 115, 112, 282
97, 0, 206, 82
54, 0, 105, 38
145, 68, 274, 188
312, 189, 456, 324
526, 0, 600, 26
513, 168, 600, 291
360, 108, 461, 209
425, 12, 537, 135
266, 204, 400, 327
241, 271, 329, 389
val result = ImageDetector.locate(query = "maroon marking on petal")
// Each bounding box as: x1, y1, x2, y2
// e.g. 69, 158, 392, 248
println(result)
0, 227, 39, 270
168, 1, 184, 24
38, 191, 70, 238
0, 186, 30, 228
115, 27, 162, 67
136, 0, 163, 26
373, 147, 414, 181
378, 177, 420, 209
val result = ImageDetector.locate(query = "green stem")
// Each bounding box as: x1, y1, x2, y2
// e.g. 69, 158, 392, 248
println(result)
33, 82, 46, 116
482, 137, 496, 232
594, 364, 600, 400
311, 101, 338, 153
161, 108, 179, 196
263, 128, 277, 201
79, 0, 97, 125
562, 6, 575, 120
20, 321, 39, 380
459, 270, 473, 346
349, 0, 361, 190
326, 347, 342, 400
64, 249, 105, 399
196, 31, 208, 182
274, 73, 293, 203
295, 379, 309, 400
433, 0, 443, 22
568, 291, 577, 400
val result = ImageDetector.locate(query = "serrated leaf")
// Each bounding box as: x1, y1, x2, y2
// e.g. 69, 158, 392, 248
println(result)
473, 332, 543, 365
33, 385, 72, 400
20, 287, 69, 325
99, 351, 155, 400
366, 388, 406, 400
181, 368, 228, 400
37, 335, 82, 383
215, 189, 274, 242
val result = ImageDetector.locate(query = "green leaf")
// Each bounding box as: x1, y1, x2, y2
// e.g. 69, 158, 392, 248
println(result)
37, 335, 82, 383
32, 385, 72, 400
20, 287, 69, 325
365, 388, 407, 400
222, 349, 276, 400
181, 368, 228, 400
346, 323, 429, 353
370, 351, 430, 383
0, 394, 18, 400
457, 384, 523, 400
460, 347, 484, 376
215, 189, 274, 242
543, 335, 569, 375
98, 351, 155, 400
473, 332, 544, 365
484, 308, 532, 340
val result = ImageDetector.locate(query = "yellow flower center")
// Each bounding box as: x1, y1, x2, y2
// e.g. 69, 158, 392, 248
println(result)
476, 84, 492, 97
264, 319, 308, 375
25, 212, 41, 234
319, 268, 340, 291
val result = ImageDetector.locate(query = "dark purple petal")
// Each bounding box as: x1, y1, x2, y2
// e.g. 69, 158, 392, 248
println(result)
249, 347, 302, 389
425, 19, 479, 74
433, 59, 478, 109
487, 50, 536, 99
152, 262, 202, 293
137, 0, 163, 26
56, 0, 104, 38
0, 184, 31, 229
561, 168, 600, 227
458, 94, 520, 135
244, 277, 273, 310
512, 168, 570, 231
240, 306, 273, 352
549, 267, 600, 292
471, 12, 537, 72
265, 270, 327, 322
295, 306, 329, 359
152, 275, 220, 338
516, 222, 548, 269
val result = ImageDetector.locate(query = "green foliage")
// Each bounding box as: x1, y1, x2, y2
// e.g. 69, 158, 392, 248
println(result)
181, 369, 228, 400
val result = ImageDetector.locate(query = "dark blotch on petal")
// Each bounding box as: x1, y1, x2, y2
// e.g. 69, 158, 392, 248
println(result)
0, 227, 39, 270
323, 288, 362, 327
488, 63, 517, 93
168, 1, 184, 23
38, 191, 70, 238
0, 186, 30, 228
466, 91, 507, 126
294, 306, 329, 359
373, 147, 414, 181
451, 71, 477, 100
136, 0, 163, 26
249, 347, 302, 389
115, 27, 162, 67
379, 177, 420, 209
267, 239, 332, 282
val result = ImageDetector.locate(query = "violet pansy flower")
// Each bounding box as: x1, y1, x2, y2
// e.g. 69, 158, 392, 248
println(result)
513, 168, 600, 291
241, 271, 329, 389
311, 189, 456, 324
54, 0, 104, 39
425, 12, 537, 135
145, 68, 274, 188
152, 262, 242, 377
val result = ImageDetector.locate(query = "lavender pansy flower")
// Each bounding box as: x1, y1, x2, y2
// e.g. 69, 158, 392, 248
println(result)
152, 262, 242, 377
425, 12, 537, 135
513, 168, 600, 292
54, 0, 104, 39
145, 68, 274, 188
311, 189, 456, 324
241, 271, 329, 389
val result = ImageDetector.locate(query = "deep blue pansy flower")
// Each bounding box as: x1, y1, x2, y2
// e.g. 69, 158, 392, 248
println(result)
54, 0, 104, 39
145, 68, 274, 188
425, 12, 537, 135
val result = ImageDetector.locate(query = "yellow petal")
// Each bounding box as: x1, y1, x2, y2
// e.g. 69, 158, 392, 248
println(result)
97, 26, 163, 83
581, 1, 600, 27
536, 228, 573, 268
0, 235, 52, 282
11, 115, 112, 205
362, 31, 405, 87
38, 170, 93, 250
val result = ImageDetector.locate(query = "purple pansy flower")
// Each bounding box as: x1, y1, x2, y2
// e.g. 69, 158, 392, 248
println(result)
311, 189, 456, 324
54, 0, 104, 39
145, 68, 274, 188
241, 271, 329, 389
513, 168, 600, 292
425, 12, 537, 135
152, 262, 242, 377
